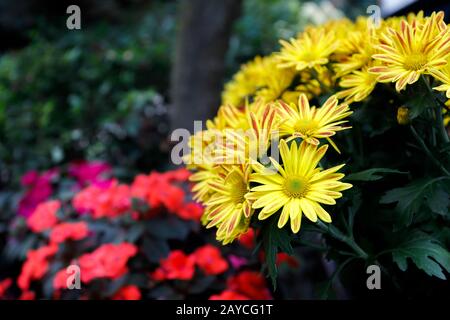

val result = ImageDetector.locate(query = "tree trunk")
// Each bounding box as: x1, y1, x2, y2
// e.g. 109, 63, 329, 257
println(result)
169, 0, 242, 132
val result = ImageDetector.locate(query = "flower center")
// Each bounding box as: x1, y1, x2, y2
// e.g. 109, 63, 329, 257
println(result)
403, 53, 428, 71
226, 173, 248, 204
283, 176, 309, 198
294, 119, 317, 136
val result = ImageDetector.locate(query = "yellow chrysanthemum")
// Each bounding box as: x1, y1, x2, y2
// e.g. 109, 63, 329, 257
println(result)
334, 30, 376, 76
430, 57, 450, 98
214, 101, 279, 165
337, 67, 378, 103
221, 57, 265, 106
370, 12, 450, 92
246, 140, 352, 233
203, 164, 253, 244
276, 93, 352, 146
184, 129, 221, 202
222, 55, 294, 106
276, 27, 339, 71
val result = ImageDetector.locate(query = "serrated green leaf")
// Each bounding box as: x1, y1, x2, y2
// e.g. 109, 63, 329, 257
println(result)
345, 168, 406, 182
392, 231, 450, 280
426, 181, 450, 216
261, 215, 293, 289
380, 177, 449, 226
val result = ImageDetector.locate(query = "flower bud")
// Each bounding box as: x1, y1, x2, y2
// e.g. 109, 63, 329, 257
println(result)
397, 106, 410, 125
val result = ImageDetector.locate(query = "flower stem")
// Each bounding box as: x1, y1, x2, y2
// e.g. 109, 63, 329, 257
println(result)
421, 75, 449, 144
316, 220, 368, 260
435, 102, 450, 144
410, 125, 450, 176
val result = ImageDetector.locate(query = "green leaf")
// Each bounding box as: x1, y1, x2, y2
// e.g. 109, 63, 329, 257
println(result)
426, 181, 450, 216
380, 177, 449, 226
404, 84, 429, 120
392, 231, 450, 280
345, 168, 406, 182
260, 215, 293, 289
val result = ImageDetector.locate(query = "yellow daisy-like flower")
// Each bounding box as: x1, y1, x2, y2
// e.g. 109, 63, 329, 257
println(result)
334, 30, 376, 76
184, 129, 221, 202
430, 57, 450, 98
370, 12, 450, 92
276, 28, 339, 71
203, 164, 253, 244
214, 101, 279, 165
247, 140, 352, 233
336, 67, 378, 103
276, 93, 352, 146
222, 55, 294, 106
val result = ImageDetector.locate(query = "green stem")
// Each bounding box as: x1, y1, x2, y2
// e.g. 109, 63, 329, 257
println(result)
421, 75, 449, 143
435, 104, 449, 143
410, 125, 450, 176
316, 220, 368, 260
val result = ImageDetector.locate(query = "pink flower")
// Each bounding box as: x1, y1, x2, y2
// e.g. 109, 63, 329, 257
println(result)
18, 169, 59, 217
69, 160, 111, 188
229, 255, 248, 270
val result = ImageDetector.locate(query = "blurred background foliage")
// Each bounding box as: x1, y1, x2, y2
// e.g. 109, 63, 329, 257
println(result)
0, 0, 364, 200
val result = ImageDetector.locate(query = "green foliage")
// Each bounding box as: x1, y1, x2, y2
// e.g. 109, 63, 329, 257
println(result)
391, 231, 450, 280
345, 168, 407, 182
0, 8, 175, 192
380, 177, 450, 226
259, 215, 294, 289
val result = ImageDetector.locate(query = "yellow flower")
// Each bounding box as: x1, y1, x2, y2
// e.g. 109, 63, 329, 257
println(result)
203, 164, 253, 244
334, 29, 376, 76
214, 101, 279, 165
276, 27, 339, 71
222, 55, 294, 106
370, 12, 450, 92
221, 57, 264, 106
276, 93, 352, 146
336, 67, 378, 103
184, 129, 220, 202
247, 140, 352, 233
430, 57, 450, 98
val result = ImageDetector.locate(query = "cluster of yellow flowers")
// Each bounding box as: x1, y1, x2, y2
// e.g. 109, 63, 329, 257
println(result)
185, 11, 450, 244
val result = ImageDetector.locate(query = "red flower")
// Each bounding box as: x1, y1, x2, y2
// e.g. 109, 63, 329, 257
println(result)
18, 244, 59, 290
131, 172, 185, 212
177, 202, 203, 221
69, 160, 111, 188
78, 243, 137, 283
0, 278, 12, 298
112, 285, 141, 300
193, 245, 228, 275
238, 228, 255, 249
50, 222, 89, 244
227, 271, 272, 300
73, 180, 131, 218
209, 290, 250, 300
19, 290, 36, 300
27, 200, 60, 232
151, 250, 195, 281
276, 253, 299, 268
53, 269, 69, 290
162, 168, 191, 182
